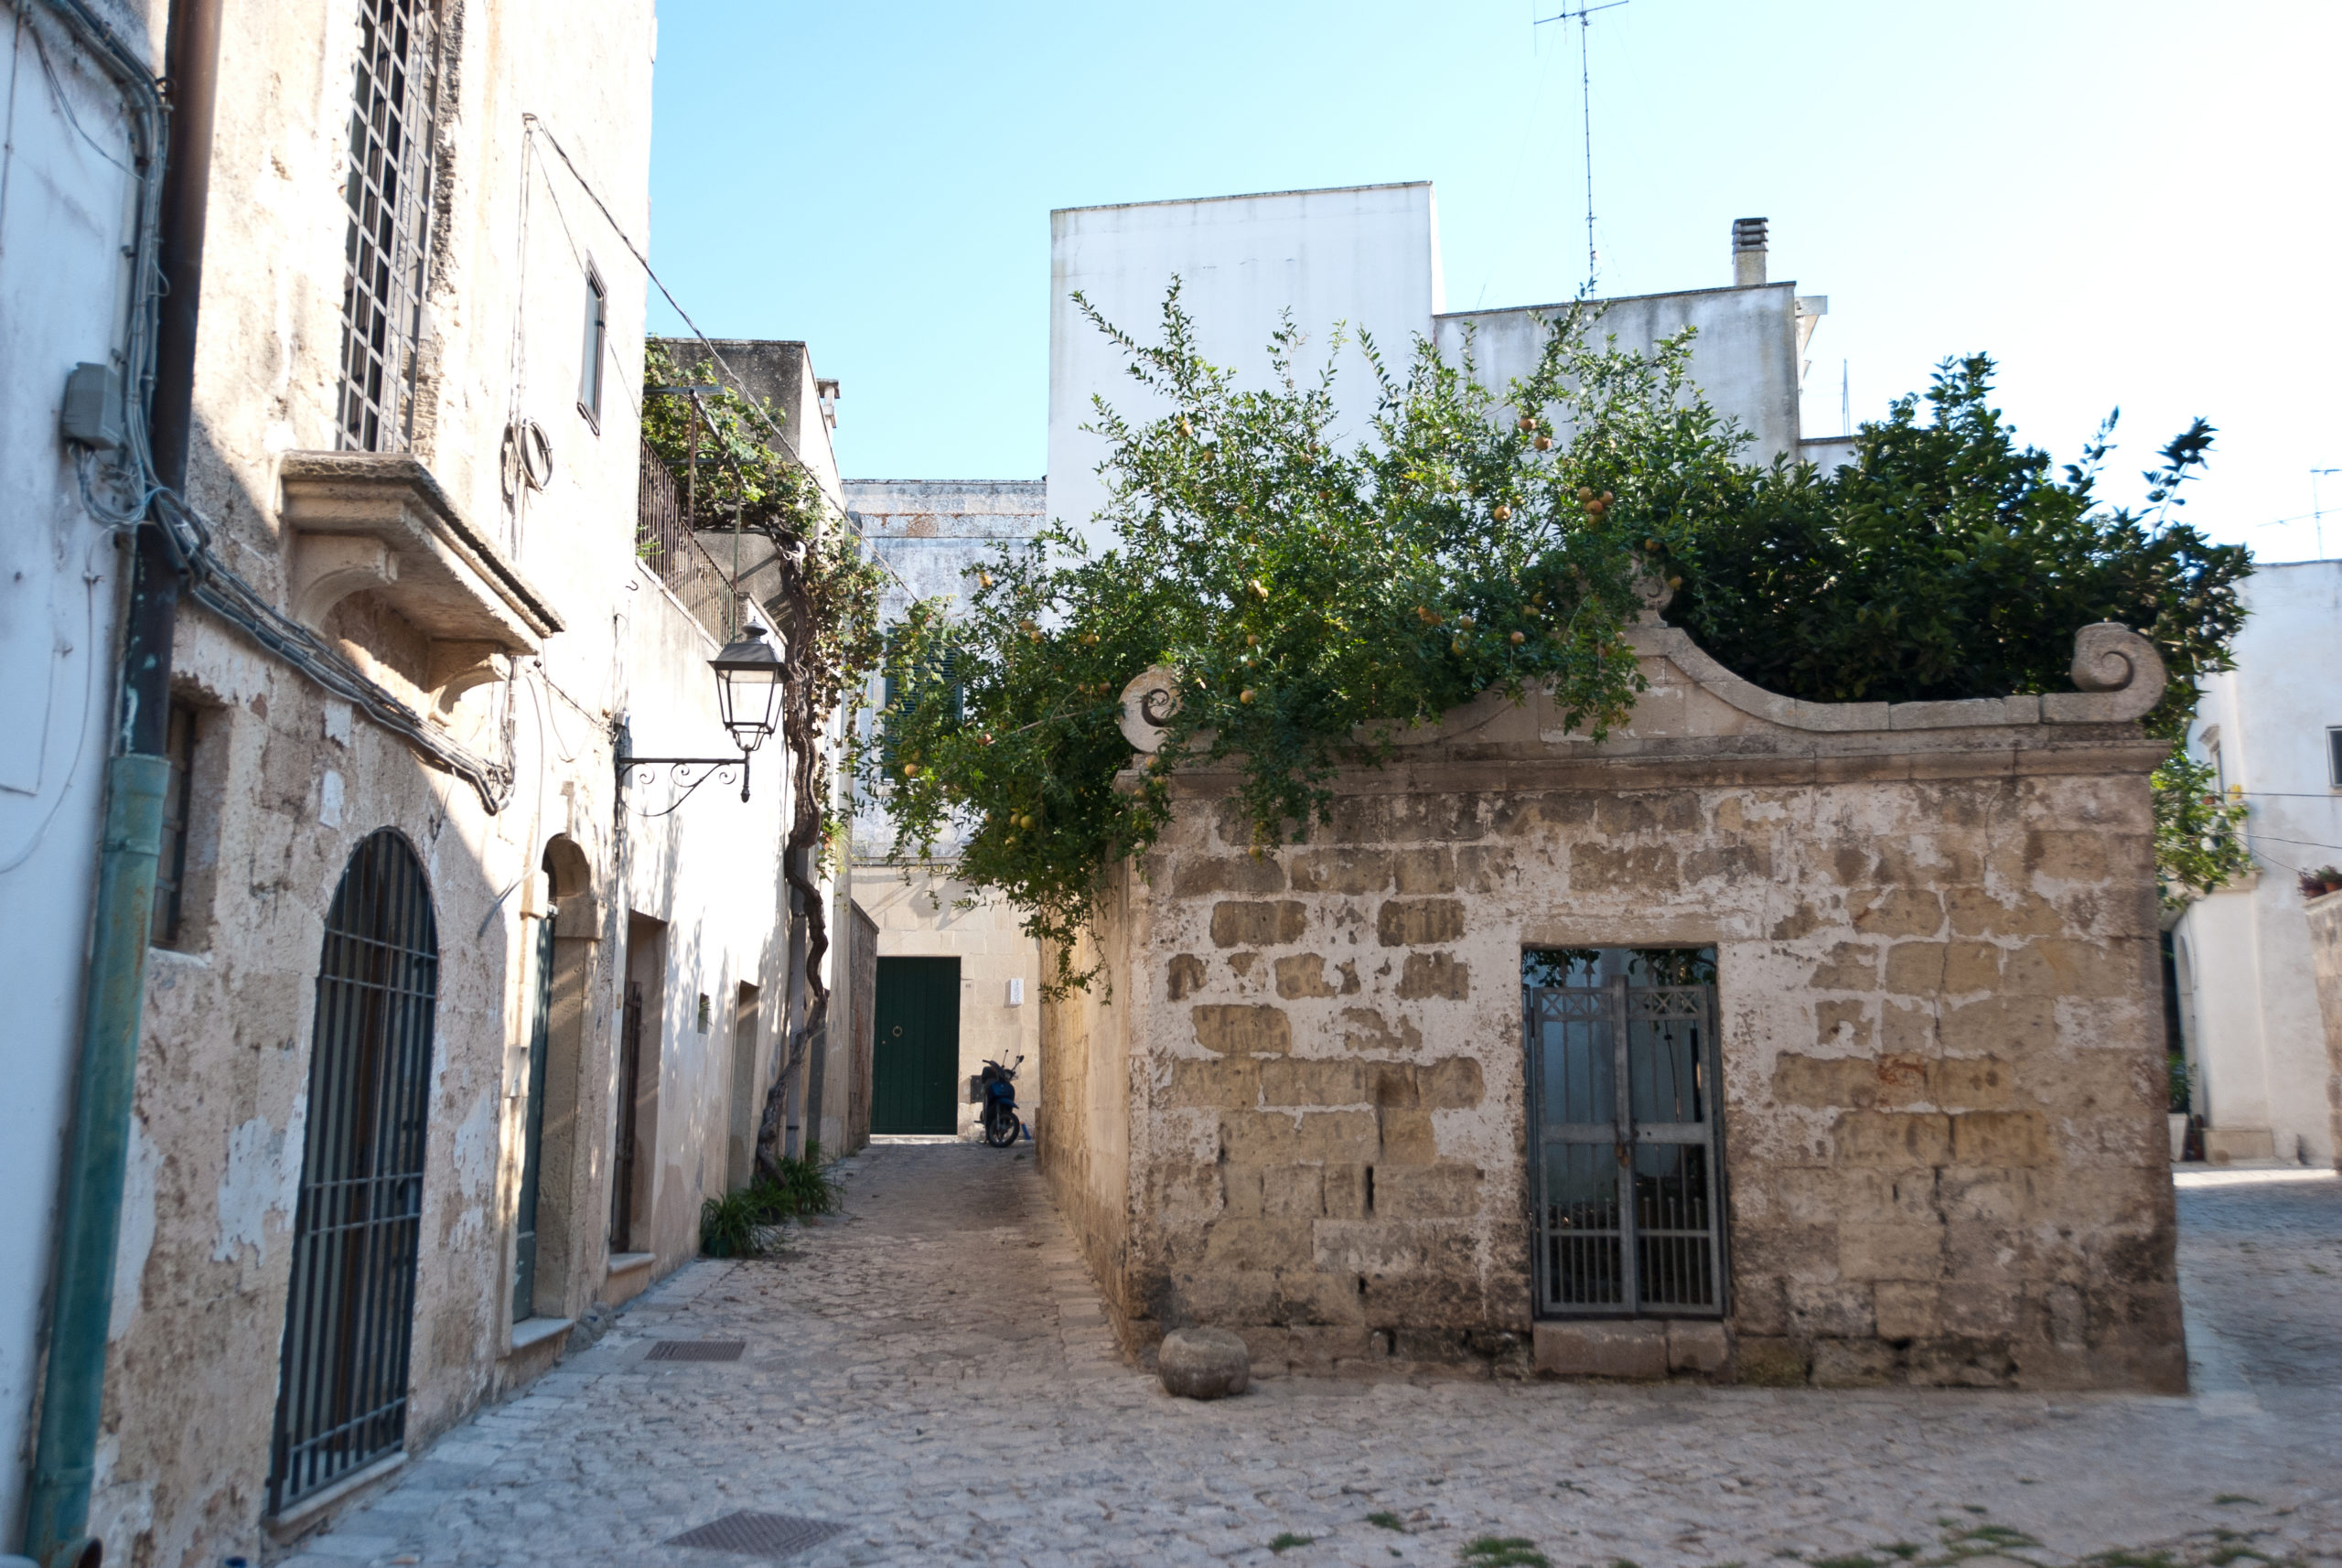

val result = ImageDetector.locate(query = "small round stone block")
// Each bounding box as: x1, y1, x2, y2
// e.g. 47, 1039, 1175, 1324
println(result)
1157, 1327, 1251, 1400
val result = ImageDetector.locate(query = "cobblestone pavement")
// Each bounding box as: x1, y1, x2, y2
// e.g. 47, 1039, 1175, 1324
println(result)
290, 1151, 2342, 1568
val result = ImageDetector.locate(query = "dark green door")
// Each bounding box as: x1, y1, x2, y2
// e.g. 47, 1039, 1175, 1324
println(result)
873, 957, 960, 1134
512, 903, 555, 1319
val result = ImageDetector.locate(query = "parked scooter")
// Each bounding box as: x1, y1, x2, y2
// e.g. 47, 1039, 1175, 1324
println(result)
978, 1056, 1025, 1147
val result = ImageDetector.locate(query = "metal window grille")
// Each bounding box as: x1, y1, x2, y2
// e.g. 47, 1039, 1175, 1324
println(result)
269, 831, 439, 1513
335, 0, 437, 453
636, 442, 738, 642
150, 701, 199, 947
611, 980, 644, 1251
1523, 948, 1726, 1317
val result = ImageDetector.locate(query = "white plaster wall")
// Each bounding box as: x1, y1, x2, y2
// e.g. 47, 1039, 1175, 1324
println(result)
0, 3, 156, 1536
1048, 184, 1443, 550
2174, 559, 2342, 1166
1434, 282, 1807, 463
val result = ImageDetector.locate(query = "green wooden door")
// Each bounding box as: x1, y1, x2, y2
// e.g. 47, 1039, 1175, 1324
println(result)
873, 957, 960, 1134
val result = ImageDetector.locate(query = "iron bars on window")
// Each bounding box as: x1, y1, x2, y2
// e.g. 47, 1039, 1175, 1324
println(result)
335, 0, 437, 453
269, 831, 439, 1513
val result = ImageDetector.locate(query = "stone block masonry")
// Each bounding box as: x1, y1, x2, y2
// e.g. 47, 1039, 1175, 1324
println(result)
1039, 623, 2186, 1391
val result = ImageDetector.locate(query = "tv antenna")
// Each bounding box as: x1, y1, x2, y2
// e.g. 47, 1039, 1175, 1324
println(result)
1536, 0, 1630, 295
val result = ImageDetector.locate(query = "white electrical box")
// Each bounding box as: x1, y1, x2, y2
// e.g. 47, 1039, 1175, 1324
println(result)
1007, 977, 1025, 1006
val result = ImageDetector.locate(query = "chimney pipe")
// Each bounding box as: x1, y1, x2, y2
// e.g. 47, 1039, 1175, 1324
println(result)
1732, 217, 1767, 287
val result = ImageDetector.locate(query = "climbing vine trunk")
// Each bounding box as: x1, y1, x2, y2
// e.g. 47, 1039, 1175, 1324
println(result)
756, 551, 832, 1180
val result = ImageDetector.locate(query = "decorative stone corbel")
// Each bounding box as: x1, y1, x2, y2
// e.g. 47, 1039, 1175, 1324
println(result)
1119, 667, 1181, 754
428, 640, 505, 713
289, 535, 400, 626
2040, 621, 2166, 723
277, 450, 564, 708
1630, 558, 1676, 627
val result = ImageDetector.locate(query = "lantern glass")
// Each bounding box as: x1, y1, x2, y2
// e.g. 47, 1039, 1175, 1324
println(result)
709, 625, 782, 752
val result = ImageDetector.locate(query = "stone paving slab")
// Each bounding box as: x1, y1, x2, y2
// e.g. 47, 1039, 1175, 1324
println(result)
288, 1150, 2342, 1568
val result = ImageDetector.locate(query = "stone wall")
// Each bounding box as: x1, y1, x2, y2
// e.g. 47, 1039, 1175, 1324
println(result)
1040, 622, 2186, 1391
2301, 891, 2342, 1173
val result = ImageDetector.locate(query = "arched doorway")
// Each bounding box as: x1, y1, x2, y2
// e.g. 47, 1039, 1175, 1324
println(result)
513, 837, 596, 1321
269, 830, 439, 1511
512, 849, 559, 1318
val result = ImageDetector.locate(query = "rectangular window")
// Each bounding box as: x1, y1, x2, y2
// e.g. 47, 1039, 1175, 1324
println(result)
2328, 726, 2342, 789
578, 263, 607, 432
151, 701, 199, 947
335, 0, 438, 453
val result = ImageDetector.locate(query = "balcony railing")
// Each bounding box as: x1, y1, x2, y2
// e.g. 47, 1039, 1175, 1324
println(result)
637, 441, 737, 643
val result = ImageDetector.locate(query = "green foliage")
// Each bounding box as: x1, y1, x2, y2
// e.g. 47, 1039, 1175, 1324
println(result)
872, 287, 1720, 990
2153, 749, 2253, 910
1461, 1539, 1549, 1568
1269, 1533, 1316, 1553
695, 1149, 842, 1258
871, 293, 2254, 991
640, 341, 886, 751
1676, 367, 2247, 741
642, 341, 822, 538
1366, 1512, 1409, 1533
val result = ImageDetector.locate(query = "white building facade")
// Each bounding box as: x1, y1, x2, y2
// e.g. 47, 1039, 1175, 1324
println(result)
2171, 559, 2342, 1168
1047, 185, 1839, 554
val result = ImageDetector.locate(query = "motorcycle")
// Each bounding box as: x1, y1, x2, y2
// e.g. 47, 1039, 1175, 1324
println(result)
978, 1055, 1025, 1147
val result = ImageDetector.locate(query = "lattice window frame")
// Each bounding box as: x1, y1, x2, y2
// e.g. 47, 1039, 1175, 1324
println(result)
334, 0, 440, 454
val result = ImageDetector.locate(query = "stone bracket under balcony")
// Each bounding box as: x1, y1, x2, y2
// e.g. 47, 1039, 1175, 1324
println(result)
278, 452, 564, 697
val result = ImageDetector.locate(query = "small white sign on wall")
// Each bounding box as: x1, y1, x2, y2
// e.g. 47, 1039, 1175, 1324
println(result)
1007, 977, 1025, 1006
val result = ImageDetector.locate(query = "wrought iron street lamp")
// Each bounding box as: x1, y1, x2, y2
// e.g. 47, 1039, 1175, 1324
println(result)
617, 624, 784, 811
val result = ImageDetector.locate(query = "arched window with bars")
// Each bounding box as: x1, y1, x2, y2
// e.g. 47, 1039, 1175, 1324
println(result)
268, 830, 439, 1513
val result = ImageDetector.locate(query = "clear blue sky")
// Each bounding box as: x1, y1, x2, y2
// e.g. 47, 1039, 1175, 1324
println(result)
648, 1, 2339, 560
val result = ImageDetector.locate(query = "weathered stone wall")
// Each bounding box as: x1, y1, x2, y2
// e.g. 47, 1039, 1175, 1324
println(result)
1037, 873, 1136, 1318
2301, 891, 2342, 1173
1041, 626, 2186, 1391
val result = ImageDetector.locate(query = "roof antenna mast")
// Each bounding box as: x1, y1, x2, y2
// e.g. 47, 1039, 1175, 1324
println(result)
1536, 0, 1630, 295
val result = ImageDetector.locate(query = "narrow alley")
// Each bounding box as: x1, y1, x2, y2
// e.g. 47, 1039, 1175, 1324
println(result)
284, 1150, 2342, 1568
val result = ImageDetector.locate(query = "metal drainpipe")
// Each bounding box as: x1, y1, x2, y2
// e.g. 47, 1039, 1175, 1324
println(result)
21, 0, 217, 1563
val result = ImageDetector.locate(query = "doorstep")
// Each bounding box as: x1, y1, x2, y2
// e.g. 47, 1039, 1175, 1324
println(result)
264, 1451, 407, 1539
603, 1251, 655, 1307
1532, 1319, 1729, 1379
508, 1315, 573, 1354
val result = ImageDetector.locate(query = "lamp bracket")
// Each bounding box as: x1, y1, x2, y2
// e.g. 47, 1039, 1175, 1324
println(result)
616, 751, 751, 813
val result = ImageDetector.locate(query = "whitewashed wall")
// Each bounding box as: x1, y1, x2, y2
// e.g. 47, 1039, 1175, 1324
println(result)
1047, 184, 1444, 549
2174, 559, 2342, 1167
0, 3, 156, 1536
